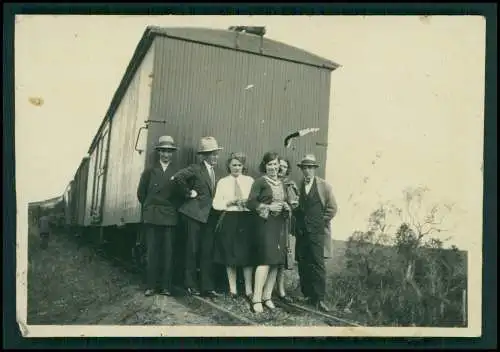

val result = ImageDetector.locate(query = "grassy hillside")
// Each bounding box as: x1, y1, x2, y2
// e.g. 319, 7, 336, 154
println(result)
285, 236, 467, 327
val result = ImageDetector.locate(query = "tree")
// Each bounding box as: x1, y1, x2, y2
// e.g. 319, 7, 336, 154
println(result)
340, 186, 465, 326
396, 186, 455, 243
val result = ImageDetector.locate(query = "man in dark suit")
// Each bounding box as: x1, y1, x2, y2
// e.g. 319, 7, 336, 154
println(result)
172, 136, 224, 298
294, 154, 338, 312
137, 135, 181, 297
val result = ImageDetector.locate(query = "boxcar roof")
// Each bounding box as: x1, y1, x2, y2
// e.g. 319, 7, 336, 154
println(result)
68, 155, 90, 187
87, 26, 340, 153
149, 26, 340, 70
29, 196, 63, 208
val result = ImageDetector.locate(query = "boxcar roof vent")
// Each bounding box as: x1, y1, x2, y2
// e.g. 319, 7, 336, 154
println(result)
228, 26, 266, 36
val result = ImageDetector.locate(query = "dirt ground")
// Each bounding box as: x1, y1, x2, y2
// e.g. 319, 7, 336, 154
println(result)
27, 228, 218, 325
27, 226, 359, 327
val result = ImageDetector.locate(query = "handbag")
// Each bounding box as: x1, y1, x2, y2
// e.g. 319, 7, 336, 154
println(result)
214, 211, 226, 233
284, 216, 295, 270
285, 237, 294, 270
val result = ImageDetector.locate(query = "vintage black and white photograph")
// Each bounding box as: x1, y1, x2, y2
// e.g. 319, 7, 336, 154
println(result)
16, 15, 485, 337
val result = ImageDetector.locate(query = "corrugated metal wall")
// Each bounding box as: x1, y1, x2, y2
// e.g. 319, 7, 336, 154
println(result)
148, 37, 331, 182
100, 44, 155, 226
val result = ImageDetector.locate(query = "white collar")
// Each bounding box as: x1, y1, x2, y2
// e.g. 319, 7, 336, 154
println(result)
160, 160, 170, 169
204, 160, 212, 169
305, 176, 315, 185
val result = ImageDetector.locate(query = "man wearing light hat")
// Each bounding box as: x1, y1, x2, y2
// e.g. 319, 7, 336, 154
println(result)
172, 136, 224, 298
137, 135, 181, 297
294, 154, 338, 312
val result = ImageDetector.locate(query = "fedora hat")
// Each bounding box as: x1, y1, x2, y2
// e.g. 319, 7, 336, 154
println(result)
297, 154, 320, 168
197, 136, 223, 153
155, 135, 178, 150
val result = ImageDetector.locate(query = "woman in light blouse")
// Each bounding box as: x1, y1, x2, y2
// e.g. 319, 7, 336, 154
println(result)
212, 152, 255, 299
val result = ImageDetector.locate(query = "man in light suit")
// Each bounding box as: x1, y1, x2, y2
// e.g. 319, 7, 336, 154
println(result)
137, 135, 182, 297
172, 136, 223, 298
294, 154, 338, 312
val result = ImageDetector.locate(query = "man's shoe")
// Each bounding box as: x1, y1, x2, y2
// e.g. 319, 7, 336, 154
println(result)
297, 296, 314, 305
316, 300, 330, 313
159, 289, 172, 296
186, 287, 201, 296
202, 290, 221, 298
144, 289, 155, 297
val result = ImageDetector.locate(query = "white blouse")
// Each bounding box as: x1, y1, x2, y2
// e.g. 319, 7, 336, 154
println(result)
212, 174, 255, 212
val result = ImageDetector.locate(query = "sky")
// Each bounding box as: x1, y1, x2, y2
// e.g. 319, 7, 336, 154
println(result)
14, 15, 486, 251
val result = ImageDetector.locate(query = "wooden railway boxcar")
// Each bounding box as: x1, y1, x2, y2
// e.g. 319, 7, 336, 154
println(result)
62, 181, 73, 230
63, 156, 90, 233
75, 26, 340, 245
28, 196, 64, 233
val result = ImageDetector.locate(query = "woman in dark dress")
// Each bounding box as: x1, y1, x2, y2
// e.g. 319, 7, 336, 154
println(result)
275, 157, 300, 302
212, 153, 255, 299
246, 152, 292, 313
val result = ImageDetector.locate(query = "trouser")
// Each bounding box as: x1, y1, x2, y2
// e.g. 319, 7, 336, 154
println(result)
295, 229, 326, 301
172, 224, 187, 288
40, 231, 49, 249
145, 224, 176, 290
182, 214, 216, 292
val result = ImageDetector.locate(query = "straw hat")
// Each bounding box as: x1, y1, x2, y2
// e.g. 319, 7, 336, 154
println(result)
155, 135, 178, 150
297, 154, 320, 168
197, 136, 223, 153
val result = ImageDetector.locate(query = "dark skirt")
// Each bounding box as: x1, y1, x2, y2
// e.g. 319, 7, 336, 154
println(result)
253, 213, 287, 266
213, 211, 253, 266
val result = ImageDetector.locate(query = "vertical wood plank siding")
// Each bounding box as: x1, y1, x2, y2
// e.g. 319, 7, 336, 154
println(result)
148, 37, 332, 181
100, 45, 155, 226
75, 158, 89, 226
69, 177, 79, 226
63, 182, 73, 226
84, 150, 97, 226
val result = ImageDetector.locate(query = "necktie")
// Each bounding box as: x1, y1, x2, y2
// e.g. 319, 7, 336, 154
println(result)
234, 177, 243, 200
305, 179, 312, 195
209, 167, 215, 189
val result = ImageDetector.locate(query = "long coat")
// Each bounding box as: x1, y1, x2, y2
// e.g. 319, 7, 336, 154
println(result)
294, 176, 338, 259
172, 161, 223, 224
137, 161, 181, 226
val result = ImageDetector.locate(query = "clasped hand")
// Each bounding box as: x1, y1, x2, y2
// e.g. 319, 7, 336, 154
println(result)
227, 199, 247, 208
269, 201, 290, 213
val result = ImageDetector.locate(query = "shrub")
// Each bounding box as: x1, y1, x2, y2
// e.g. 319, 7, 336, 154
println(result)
329, 187, 467, 327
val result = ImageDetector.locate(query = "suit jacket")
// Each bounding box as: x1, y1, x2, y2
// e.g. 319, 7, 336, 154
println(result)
172, 161, 222, 224
137, 161, 181, 226
294, 176, 338, 259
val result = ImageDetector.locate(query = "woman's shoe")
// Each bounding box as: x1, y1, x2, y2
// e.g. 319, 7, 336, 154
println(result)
251, 301, 263, 313
228, 292, 238, 300
263, 299, 276, 310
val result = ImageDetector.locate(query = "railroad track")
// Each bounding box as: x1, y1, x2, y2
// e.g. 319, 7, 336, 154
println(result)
274, 299, 362, 327
77, 236, 362, 327
170, 286, 259, 326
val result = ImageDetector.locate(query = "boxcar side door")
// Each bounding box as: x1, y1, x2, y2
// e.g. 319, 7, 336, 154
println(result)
90, 124, 111, 224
